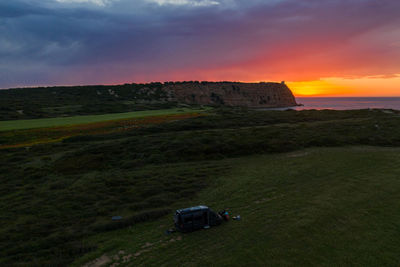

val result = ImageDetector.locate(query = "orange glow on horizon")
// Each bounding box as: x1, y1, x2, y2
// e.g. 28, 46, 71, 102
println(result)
181, 64, 400, 97
287, 75, 400, 97
288, 80, 352, 97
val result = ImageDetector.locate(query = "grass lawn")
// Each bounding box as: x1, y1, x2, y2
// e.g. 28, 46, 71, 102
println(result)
74, 146, 400, 266
0, 108, 208, 131
3, 109, 400, 266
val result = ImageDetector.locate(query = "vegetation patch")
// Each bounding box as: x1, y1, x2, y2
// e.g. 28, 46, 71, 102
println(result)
2, 108, 400, 266
0, 83, 175, 120
0, 111, 205, 149
0, 108, 206, 131
0, 158, 228, 266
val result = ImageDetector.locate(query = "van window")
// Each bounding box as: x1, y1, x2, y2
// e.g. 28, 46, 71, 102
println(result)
193, 213, 203, 221
183, 215, 193, 223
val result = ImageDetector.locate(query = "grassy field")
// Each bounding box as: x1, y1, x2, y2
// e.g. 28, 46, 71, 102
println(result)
0, 113, 205, 149
2, 108, 400, 266
74, 147, 400, 266
0, 108, 207, 131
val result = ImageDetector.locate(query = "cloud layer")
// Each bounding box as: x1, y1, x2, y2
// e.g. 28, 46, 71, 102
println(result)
1, 0, 400, 88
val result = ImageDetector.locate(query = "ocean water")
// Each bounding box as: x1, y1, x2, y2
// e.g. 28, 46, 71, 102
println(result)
292, 97, 400, 111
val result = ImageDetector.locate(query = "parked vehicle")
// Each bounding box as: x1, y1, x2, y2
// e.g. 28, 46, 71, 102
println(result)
174, 206, 222, 232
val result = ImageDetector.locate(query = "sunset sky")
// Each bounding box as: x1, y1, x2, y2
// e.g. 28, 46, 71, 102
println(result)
1, 0, 400, 96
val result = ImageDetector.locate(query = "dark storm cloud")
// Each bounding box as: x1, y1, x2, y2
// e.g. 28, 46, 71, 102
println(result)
1, 0, 400, 88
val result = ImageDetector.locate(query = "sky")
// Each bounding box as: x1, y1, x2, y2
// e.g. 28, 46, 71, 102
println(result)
1, 0, 400, 96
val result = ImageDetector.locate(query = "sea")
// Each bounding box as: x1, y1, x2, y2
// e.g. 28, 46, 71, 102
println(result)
289, 97, 400, 111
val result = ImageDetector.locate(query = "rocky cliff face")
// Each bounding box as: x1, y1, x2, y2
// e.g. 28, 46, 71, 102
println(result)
163, 82, 297, 108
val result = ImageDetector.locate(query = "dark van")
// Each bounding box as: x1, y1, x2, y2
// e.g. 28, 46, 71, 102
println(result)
174, 206, 222, 232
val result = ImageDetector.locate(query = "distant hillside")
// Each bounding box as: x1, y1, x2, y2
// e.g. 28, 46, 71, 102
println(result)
0, 81, 297, 120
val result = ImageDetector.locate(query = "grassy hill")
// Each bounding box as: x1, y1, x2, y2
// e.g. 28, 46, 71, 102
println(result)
0, 83, 175, 120
75, 147, 400, 266
1, 108, 400, 266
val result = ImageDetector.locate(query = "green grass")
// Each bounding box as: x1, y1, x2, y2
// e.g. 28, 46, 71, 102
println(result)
0, 108, 207, 131
2, 109, 400, 266
74, 147, 400, 266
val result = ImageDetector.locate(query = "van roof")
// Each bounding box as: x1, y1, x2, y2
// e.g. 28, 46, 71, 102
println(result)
176, 205, 209, 214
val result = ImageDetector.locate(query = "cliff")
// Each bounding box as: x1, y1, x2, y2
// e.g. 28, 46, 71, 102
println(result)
163, 82, 298, 108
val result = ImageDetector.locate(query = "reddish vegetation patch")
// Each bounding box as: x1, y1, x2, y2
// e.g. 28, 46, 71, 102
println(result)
0, 113, 202, 149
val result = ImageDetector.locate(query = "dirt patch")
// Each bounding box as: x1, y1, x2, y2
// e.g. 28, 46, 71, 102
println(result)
122, 254, 133, 263
105, 237, 183, 266
83, 255, 111, 267
134, 248, 152, 257
141, 242, 153, 249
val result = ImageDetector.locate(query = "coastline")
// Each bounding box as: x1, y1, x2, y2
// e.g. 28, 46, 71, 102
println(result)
256, 97, 400, 111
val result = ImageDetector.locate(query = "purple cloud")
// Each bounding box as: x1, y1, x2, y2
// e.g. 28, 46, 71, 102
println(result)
0, 0, 399, 88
